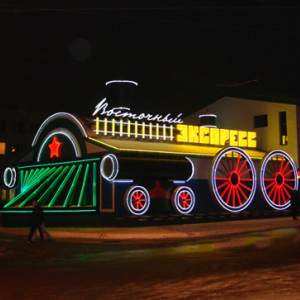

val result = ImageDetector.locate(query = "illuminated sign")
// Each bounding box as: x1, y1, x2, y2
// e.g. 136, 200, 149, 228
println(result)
92, 98, 184, 124
176, 125, 257, 148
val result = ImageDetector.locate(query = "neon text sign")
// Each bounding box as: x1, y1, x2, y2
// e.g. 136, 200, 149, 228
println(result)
92, 98, 184, 124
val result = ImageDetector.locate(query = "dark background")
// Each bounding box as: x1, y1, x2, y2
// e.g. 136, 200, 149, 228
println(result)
1, 0, 300, 118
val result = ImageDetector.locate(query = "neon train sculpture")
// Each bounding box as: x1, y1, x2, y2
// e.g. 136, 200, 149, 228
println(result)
2, 81, 298, 217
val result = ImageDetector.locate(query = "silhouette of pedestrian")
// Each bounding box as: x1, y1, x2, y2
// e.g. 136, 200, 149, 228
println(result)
27, 200, 44, 243
290, 190, 298, 220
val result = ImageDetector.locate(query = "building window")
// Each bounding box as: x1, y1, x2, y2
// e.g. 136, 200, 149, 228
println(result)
0, 121, 6, 133
279, 111, 288, 145
254, 114, 268, 128
0, 142, 6, 154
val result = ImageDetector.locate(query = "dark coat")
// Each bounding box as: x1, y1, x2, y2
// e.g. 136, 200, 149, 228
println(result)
31, 204, 44, 225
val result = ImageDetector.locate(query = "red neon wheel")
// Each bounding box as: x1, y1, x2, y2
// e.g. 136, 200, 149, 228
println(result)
210, 147, 257, 213
171, 186, 195, 214
124, 186, 150, 216
260, 150, 298, 210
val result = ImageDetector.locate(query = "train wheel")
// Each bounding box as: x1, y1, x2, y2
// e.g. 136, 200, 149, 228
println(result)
260, 150, 298, 210
210, 147, 257, 213
171, 186, 195, 215
124, 186, 150, 216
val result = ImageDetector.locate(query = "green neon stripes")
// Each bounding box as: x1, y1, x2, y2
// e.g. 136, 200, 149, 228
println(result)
4, 167, 56, 208
63, 164, 83, 207
48, 165, 76, 207
39, 166, 70, 206
93, 163, 97, 207
78, 164, 90, 207
19, 166, 64, 207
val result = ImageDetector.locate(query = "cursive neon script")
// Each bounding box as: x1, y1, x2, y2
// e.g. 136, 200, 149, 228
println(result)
92, 98, 184, 124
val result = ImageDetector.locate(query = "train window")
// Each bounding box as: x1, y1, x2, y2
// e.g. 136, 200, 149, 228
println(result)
279, 111, 288, 145
254, 114, 268, 128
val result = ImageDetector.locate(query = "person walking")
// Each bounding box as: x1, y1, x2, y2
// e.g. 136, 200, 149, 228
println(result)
27, 200, 45, 243
32, 222, 52, 242
290, 189, 299, 220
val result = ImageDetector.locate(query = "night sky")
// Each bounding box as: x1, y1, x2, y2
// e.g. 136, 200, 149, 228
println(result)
1, 1, 300, 118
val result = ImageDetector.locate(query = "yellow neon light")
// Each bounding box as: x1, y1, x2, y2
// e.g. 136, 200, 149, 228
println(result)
142, 122, 145, 139
156, 123, 159, 140
210, 128, 219, 145
188, 126, 198, 143
229, 130, 238, 146
220, 129, 229, 145
163, 124, 166, 140
149, 123, 152, 139
127, 120, 130, 137
170, 125, 173, 141
112, 119, 115, 136
248, 132, 257, 148
135, 121, 138, 138
119, 120, 123, 137
104, 118, 107, 136
176, 124, 188, 142
200, 127, 209, 144
238, 131, 247, 147
96, 117, 99, 135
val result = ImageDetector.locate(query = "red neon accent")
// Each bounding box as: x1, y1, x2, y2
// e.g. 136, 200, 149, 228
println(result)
240, 178, 253, 181
225, 154, 231, 174
220, 184, 231, 198
179, 191, 191, 209
226, 186, 233, 204
282, 185, 291, 199
237, 159, 247, 174
265, 170, 275, 178
235, 154, 241, 172
217, 181, 230, 190
132, 191, 146, 209
265, 181, 276, 190
217, 168, 229, 177
264, 178, 276, 181
283, 169, 293, 177
279, 157, 285, 172
149, 181, 172, 200
285, 179, 295, 181
236, 186, 242, 205
273, 188, 278, 203
278, 187, 281, 205
231, 152, 234, 170
280, 188, 287, 204
282, 160, 290, 174
267, 160, 276, 175
48, 136, 62, 158
237, 185, 247, 200
239, 168, 251, 177
283, 182, 294, 190
271, 158, 277, 174
239, 182, 252, 192
216, 177, 229, 181
232, 186, 235, 207
220, 160, 230, 175
268, 185, 276, 198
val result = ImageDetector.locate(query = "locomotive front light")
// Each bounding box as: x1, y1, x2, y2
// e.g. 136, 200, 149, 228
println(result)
100, 154, 119, 181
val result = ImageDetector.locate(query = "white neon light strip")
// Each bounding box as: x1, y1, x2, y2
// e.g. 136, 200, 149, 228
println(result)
185, 157, 195, 182
37, 128, 82, 162
199, 114, 217, 118
172, 186, 195, 214
3, 167, 17, 188
32, 112, 88, 147
100, 154, 119, 181
105, 80, 138, 86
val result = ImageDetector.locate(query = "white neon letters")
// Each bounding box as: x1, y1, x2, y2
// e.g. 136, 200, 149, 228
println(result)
92, 98, 184, 124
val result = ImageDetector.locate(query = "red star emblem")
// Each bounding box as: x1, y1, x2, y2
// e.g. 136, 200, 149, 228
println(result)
48, 136, 61, 158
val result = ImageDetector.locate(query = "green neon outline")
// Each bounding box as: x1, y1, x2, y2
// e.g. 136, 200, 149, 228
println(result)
19, 167, 58, 207
22, 168, 48, 191
63, 165, 83, 207
27, 169, 39, 186
39, 166, 69, 206
20, 170, 24, 192
19, 167, 63, 207
78, 164, 90, 207
93, 163, 97, 207
4, 167, 56, 208
19, 158, 101, 170
48, 165, 76, 207
23, 170, 29, 188
0, 209, 96, 213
